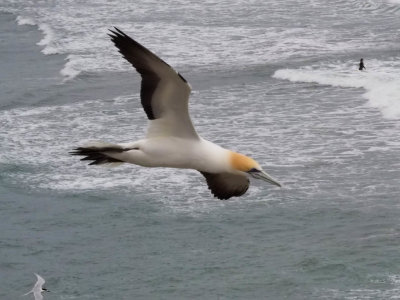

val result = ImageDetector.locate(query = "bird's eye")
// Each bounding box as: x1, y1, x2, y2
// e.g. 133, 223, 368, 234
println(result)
248, 168, 260, 173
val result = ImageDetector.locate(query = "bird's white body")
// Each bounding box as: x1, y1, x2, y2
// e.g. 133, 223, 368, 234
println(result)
72, 28, 281, 199
113, 137, 230, 173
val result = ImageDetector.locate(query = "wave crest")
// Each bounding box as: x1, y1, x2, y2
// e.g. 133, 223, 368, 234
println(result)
273, 59, 400, 119
16, 15, 36, 26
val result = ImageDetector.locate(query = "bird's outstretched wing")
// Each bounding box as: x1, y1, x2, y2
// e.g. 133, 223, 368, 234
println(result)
34, 273, 45, 288
109, 28, 199, 140
200, 172, 250, 200
23, 274, 45, 299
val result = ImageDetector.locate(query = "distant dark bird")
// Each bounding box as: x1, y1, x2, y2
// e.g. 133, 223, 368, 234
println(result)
359, 58, 366, 71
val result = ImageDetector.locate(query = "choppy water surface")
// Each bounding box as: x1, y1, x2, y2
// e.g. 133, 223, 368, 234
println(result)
1, 0, 400, 299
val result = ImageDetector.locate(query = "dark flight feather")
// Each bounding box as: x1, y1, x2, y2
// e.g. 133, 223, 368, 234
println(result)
200, 172, 250, 200
108, 27, 188, 120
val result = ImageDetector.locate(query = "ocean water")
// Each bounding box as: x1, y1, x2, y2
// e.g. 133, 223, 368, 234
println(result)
1, 0, 400, 299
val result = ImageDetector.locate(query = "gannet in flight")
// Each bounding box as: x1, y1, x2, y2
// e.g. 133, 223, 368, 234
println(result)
71, 28, 281, 200
23, 273, 49, 300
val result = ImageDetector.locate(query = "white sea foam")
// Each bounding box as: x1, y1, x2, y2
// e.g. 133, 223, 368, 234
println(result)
317, 273, 400, 299
7, 0, 398, 81
15, 16, 59, 55
60, 55, 83, 81
273, 58, 400, 119
36, 23, 58, 55
16, 16, 59, 55
16, 15, 36, 26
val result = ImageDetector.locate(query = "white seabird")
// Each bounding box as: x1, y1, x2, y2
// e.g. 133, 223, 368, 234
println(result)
23, 273, 49, 300
71, 27, 281, 200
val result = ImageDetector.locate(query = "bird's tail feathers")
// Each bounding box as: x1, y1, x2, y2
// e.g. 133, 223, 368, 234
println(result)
70, 141, 128, 166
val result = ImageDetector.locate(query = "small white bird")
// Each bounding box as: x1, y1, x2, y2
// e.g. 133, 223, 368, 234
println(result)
23, 273, 49, 300
71, 27, 281, 200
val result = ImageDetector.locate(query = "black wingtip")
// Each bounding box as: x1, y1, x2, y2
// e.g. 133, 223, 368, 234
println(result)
114, 27, 126, 35
69, 148, 83, 155
108, 28, 119, 39
108, 30, 118, 40
109, 27, 127, 39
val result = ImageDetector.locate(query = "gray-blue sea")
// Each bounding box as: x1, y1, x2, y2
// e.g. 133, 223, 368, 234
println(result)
1, 0, 400, 299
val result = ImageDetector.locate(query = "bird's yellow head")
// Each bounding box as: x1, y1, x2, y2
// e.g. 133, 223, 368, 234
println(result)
229, 151, 281, 187
229, 151, 260, 173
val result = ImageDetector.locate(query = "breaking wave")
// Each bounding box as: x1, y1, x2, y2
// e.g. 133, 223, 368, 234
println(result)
273, 59, 400, 119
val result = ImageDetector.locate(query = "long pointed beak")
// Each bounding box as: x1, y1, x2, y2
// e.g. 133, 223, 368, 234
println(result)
250, 170, 282, 187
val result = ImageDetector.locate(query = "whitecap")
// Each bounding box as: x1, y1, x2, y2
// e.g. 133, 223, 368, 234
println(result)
273, 58, 400, 119
16, 15, 36, 26
5, 0, 400, 83
317, 273, 400, 299
60, 55, 83, 81
37, 23, 58, 55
